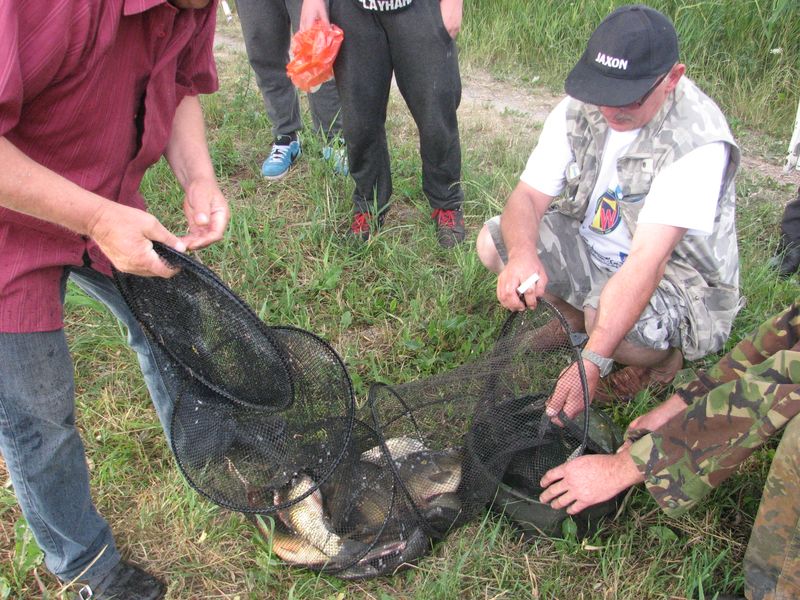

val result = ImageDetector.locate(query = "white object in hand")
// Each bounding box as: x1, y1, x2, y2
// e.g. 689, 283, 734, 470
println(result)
516, 273, 540, 295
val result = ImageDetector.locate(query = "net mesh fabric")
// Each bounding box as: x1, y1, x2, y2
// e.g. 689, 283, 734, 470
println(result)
114, 243, 593, 579
114, 245, 355, 513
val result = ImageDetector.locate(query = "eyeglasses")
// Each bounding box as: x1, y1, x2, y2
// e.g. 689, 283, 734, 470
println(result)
626, 69, 671, 108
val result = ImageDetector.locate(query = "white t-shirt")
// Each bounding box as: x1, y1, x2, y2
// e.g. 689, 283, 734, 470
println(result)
520, 97, 729, 271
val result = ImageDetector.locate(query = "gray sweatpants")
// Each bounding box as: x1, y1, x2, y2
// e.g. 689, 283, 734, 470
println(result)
486, 212, 692, 355
329, 0, 463, 214
235, 0, 343, 140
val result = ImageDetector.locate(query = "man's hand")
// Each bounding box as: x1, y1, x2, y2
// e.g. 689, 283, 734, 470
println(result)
180, 177, 229, 250
624, 393, 688, 440
491, 182, 554, 311
299, 0, 329, 31
87, 202, 185, 278
439, 0, 463, 39
496, 256, 548, 311
162, 95, 229, 252
545, 359, 599, 425
539, 451, 643, 515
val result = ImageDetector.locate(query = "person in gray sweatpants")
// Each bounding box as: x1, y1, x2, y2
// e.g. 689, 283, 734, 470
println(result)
300, 0, 466, 247
236, 0, 345, 179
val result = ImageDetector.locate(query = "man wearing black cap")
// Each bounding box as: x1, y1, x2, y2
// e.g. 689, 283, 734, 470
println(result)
476, 4, 740, 419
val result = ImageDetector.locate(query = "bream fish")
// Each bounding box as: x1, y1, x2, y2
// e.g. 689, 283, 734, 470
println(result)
275, 474, 369, 559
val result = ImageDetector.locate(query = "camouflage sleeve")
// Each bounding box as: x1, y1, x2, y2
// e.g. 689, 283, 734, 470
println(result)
629, 302, 800, 516
674, 302, 800, 404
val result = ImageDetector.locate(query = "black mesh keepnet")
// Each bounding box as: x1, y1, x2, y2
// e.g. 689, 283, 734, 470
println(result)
114, 245, 294, 411
365, 305, 590, 540
114, 245, 355, 514
114, 243, 594, 580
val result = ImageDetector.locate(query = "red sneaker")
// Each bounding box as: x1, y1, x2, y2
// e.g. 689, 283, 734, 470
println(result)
349, 212, 382, 242
431, 208, 466, 248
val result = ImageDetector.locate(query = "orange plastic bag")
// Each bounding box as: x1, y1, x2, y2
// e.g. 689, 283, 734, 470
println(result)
286, 21, 344, 93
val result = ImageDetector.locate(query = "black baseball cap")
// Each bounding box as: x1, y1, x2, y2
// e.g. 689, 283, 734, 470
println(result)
565, 5, 679, 107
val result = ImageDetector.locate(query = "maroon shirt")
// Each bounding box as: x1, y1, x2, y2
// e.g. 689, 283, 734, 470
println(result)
0, 0, 218, 332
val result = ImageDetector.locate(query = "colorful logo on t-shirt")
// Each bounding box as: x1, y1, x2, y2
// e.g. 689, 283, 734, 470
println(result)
589, 187, 623, 234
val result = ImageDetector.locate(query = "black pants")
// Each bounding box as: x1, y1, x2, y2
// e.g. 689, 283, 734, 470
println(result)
330, 0, 463, 214
780, 186, 800, 248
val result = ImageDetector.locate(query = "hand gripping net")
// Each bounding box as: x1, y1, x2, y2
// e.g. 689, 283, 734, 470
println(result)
114, 244, 592, 579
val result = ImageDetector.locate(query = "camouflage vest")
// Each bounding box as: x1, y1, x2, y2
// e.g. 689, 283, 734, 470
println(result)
560, 77, 741, 358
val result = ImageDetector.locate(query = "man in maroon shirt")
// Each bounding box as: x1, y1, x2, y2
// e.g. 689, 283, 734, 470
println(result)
0, 1, 229, 597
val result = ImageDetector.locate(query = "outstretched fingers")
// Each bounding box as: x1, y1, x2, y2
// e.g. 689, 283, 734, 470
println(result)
540, 453, 644, 515
538, 477, 585, 514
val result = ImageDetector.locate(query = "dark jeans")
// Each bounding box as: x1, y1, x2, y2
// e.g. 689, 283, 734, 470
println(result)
0, 267, 175, 583
330, 0, 463, 214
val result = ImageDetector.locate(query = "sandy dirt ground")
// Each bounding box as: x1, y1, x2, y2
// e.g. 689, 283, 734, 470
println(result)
214, 23, 799, 191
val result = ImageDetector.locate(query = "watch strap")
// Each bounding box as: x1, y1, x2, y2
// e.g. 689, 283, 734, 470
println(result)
581, 348, 614, 377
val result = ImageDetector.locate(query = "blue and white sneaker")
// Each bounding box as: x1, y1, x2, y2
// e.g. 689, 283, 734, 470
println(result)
322, 144, 349, 176
261, 136, 301, 180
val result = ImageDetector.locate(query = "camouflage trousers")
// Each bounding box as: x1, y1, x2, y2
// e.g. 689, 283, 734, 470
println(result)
485, 212, 689, 354
628, 301, 800, 600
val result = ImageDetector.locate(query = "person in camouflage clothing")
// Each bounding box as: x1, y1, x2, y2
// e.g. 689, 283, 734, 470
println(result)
540, 301, 800, 600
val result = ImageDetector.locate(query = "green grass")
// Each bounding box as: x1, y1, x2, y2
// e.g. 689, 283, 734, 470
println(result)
459, 0, 800, 139
1, 2, 799, 598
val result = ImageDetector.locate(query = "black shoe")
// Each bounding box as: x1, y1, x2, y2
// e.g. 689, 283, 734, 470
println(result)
431, 208, 466, 248
771, 244, 800, 277
78, 560, 165, 600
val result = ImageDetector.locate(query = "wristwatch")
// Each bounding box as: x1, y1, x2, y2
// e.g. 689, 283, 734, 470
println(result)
581, 348, 614, 377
